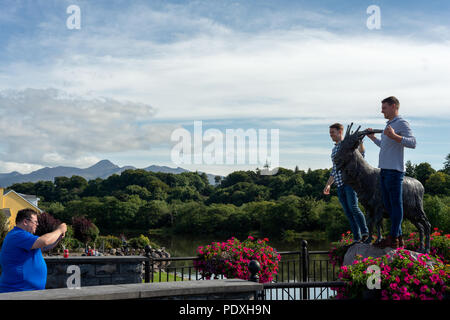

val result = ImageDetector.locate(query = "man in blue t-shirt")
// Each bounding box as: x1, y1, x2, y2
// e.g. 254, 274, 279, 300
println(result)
0, 208, 67, 292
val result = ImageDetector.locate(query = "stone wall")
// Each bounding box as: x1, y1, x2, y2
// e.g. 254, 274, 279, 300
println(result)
44, 256, 147, 289
0, 279, 263, 300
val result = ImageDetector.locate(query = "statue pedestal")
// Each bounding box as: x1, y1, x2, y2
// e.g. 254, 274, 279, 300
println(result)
342, 243, 437, 267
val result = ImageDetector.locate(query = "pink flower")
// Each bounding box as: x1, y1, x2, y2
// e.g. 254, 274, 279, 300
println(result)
430, 274, 440, 284
402, 292, 411, 300
419, 293, 425, 300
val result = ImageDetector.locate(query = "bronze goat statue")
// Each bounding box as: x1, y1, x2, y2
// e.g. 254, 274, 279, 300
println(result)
333, 123, 431, 252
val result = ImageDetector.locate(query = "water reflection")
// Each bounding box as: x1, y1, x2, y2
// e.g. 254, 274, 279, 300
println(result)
151, 234, 332, 257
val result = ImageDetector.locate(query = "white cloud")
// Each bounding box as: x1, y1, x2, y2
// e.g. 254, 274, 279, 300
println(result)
1, 2, 449, 174
0, 161, 44, 174
3, 28, 450, 123
0, 88, 178, 167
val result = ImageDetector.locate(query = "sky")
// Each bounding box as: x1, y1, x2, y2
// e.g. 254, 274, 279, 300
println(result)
0, 0, 449, 176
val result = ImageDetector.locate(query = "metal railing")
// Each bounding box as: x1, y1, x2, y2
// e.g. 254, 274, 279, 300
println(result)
143, 240, 343, 300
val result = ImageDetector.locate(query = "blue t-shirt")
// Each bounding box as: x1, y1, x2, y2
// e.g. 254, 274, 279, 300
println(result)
0, 227, 47, 292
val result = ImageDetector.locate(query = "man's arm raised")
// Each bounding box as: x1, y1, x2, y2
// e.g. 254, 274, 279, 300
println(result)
366, 127, 381, 147
31, 223, 67, 250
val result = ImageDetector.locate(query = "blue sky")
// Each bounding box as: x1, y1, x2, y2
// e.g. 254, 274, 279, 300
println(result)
0, 0, 449, 176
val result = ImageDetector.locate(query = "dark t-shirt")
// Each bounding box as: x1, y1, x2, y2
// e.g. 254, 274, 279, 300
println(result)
0, 227, 47, 292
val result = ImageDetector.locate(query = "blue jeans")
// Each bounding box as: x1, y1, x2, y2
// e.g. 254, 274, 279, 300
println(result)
337, 184, 369, 241
380, 169, 405, 238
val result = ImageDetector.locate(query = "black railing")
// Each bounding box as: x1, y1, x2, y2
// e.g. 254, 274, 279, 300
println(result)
143, 240, 343, 300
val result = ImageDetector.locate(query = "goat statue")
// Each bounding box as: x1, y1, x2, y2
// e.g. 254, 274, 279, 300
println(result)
333, 123, 431, 252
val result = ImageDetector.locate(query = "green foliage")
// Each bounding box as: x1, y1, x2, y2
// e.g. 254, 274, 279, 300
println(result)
443, 153, 450, 175
423, 195, 450, 233
425, 172, 450, 196
415, 162, 436, 185
405, 160, 416, 178
128, 234, 152, 249
0, 210, 10, 248
95, 235, 122, 249
318, 196, 349, 240
136, 200, 171, 229
58, 225, 83, 250
281, 229, 302, 243
4, 157, 449, 240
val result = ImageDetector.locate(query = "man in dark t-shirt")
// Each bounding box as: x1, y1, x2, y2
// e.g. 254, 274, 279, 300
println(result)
0, 208, 67, 292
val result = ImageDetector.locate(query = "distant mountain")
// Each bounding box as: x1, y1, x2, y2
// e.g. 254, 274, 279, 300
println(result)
0, 160, 221, 187
144, 165, 188, 174
144, 165, 219, 185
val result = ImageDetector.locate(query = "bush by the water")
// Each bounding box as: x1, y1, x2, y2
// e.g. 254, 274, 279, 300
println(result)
194, 236, 281, 283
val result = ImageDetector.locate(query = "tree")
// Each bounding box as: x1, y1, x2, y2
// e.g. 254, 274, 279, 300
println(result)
425, 172, 450, 196
135, 200, 171, 229
35, 212, 61, 236
8, 182, 35, 195
72, 216, 99, 245
405, 160, 416, 178
415, 162, 436, 186
0, 210, 10, 247
220, 171, 252, 188
67, 175, 88, 190
423, 195, 450, 233
125, 185, 152, 200
443, 153, 450, 175
54, 176, 70, 189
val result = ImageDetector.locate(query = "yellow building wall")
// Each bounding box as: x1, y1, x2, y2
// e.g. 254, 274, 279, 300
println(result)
0, 188, 41, 230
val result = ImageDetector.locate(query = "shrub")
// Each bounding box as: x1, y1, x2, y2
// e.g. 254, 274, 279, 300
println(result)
0, 210, 10, 248
72, 216, 99, 245
333, 248, 449, 300
329, 231, 354, 267
95, 235, 122, 250
128, 234, 152, 249
403, 228, 449, 263
57, 225, 78, 250
36, 212, 61, 236
193, 236, 281, 283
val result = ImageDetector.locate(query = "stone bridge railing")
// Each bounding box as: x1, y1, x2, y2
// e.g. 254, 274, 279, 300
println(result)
44, 256, 146, 289
0, 279, 262, 300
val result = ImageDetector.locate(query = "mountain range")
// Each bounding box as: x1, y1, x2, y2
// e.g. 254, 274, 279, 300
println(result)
0, 160, 220, 187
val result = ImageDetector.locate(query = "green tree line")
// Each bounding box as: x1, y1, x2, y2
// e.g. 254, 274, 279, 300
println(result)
6, 155, 450, 241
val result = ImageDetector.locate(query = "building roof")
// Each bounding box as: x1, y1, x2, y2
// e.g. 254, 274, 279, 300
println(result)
3, 190, 43, 213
